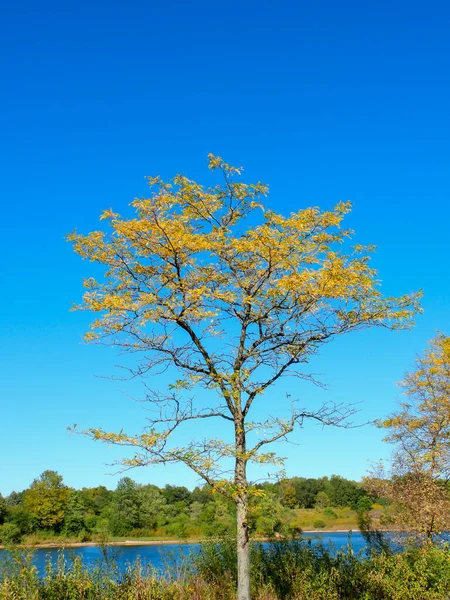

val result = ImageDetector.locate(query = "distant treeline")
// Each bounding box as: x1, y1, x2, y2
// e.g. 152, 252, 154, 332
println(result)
0, 471, 374, 544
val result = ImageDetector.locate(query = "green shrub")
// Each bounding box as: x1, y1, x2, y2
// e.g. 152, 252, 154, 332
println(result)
165, 522, 188, 539
77, 529, 91, 543
0, 523, 22, 544
323, 508, 338, 519
195, 533, 237, 583
313, 519, 326, 529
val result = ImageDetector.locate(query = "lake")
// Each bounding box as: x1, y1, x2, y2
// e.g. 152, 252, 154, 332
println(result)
0, 532, 367, 577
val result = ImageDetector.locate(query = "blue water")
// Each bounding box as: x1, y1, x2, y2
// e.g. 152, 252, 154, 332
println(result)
0, 532, 367, 577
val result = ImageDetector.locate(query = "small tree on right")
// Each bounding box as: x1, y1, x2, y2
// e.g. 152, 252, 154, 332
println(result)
365, 334, 450, 542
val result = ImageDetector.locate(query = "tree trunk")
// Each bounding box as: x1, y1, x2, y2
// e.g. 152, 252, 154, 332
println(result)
425, 515, 435, 545
236, 494, 251, 600
235, 411, 251, 600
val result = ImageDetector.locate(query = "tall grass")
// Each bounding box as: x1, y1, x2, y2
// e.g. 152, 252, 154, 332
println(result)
194, 534, 450, 599
1, 538, 450, 599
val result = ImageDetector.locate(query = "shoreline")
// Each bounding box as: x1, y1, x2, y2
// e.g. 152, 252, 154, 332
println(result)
0, 530, 359, 550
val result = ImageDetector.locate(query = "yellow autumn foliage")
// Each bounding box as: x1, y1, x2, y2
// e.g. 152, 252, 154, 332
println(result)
68, 154, 421, 503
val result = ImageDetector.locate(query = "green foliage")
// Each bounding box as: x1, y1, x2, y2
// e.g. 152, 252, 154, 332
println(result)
313, 519, 326, 529
196, 538, 450, 600
276, 476, 371, 511
139, 484, 167, 530
0, 523, 22, 544
191, 485, 214, 505
23, 471, 70, 532
108, 478, 170, 536
0, 497, 6, 526
288, 477, 327, 508
5, 506, 35, 536
162, 485, 192, 506
0, 472, 386, 542
189, 501, 203, 521
165, 521, 188, 539
195, 533, 238, 583
63, 491, 86, 536
249, 493, 285, 537
4, 492, 23, 507
357, 510, 392, 556
327, 475, 366, 509
79, 486, 112, 514
110, 477, 142, 535
281, 484, 298, 508
315, 491, 330, 509
1, 539, 450, 599
356, 496, 373, 512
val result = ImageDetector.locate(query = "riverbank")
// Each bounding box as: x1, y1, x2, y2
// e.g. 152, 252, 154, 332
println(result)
1, 536, 448, 600
0, 529, 360, 550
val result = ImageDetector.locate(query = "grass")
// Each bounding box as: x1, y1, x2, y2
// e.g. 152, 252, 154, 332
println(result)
1, 534, 450, 599
285, 508, 361, 532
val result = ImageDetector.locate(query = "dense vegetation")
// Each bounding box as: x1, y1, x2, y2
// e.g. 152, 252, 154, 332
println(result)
0, 471, 374, 545
1, 537, 450, 599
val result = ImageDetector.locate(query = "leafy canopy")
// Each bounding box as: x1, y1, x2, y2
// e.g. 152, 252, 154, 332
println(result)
381, 333, 450, 479
24, 470, 70, 530
367, 334, 450, 539
68, 155, 421, 492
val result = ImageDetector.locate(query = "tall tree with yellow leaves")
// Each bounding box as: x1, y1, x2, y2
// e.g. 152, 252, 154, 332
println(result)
69, 155, 420, 599
24, 470, 70, 532
366, 334, 450, 542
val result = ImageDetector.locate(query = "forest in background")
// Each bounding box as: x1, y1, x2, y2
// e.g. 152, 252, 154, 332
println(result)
0, 471, 375, 544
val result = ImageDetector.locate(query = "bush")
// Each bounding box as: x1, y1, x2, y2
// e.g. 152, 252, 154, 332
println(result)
313, 519, 326, 529
78, 529, 91, 543
197, 538, 450, 600
357, 496, 373, 512
0, 523, 22, 544
323, 508, 338, 519
165, 521, 188, 539
195, 534, 237, 584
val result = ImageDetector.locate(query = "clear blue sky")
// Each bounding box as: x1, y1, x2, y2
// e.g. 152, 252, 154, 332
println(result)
1, 0, 449, 496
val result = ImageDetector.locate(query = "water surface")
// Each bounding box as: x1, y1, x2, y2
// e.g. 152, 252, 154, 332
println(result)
0, 531, 367, 577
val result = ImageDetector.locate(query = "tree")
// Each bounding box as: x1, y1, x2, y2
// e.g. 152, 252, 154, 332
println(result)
4, 491, 23, 506
24, 470, 70, 531
326, 475, 365, 509
64, 490, 86, 535
5, 506, 35, 536
110, 477, 142, 535
0, 494, 7, 524
288, 477, 327, 509
249, 492, 284, 537
139, 484, 166, 530
365, 334, 450, 542
315, 491, 330, 509
161, 485, 192, 506
0, 522, 22, 544
79, 485, 112, 515
279, 481, 298, 508
191, 484, 214, 505
69, 154, 420, 599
